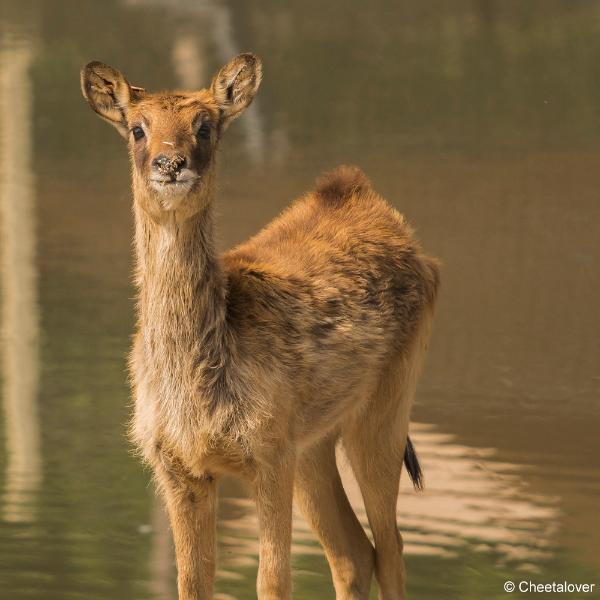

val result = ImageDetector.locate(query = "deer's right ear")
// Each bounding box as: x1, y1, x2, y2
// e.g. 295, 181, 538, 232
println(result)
80, 62, 144, 138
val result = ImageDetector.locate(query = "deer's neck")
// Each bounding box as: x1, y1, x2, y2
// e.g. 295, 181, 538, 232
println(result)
134, 204, 229, 406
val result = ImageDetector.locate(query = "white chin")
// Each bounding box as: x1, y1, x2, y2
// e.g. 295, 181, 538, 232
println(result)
150, 180, 194, 205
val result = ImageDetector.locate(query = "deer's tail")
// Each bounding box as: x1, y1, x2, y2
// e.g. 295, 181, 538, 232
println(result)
403, 435, 423, 491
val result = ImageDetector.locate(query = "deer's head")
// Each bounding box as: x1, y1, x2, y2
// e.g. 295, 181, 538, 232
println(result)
81, 54, 262, 222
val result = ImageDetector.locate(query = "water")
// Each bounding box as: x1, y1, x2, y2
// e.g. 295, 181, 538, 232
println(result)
1, 1, 599, 598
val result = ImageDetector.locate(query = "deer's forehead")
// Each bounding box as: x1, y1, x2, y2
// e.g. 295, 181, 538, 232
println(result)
130, 92, 219, 127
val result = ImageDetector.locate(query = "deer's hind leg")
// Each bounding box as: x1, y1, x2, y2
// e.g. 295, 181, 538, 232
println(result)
342, 410, 408, 599
343, 307, 433, 600
294, 434, 374, 600
341, 354, 418, 600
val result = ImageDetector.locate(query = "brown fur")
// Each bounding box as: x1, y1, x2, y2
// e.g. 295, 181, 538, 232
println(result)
81, 54, 439, 600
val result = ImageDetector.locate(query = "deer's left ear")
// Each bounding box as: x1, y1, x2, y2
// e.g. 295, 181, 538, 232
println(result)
80, 61, 145, 138
210, 53, 262, 130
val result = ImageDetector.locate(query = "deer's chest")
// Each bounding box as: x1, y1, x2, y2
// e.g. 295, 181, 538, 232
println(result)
129, 338, 250, 478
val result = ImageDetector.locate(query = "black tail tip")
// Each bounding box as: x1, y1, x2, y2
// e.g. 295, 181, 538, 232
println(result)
404, 436, 424, 491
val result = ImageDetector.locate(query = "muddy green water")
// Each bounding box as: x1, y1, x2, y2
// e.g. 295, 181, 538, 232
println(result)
1, 1, 599, 599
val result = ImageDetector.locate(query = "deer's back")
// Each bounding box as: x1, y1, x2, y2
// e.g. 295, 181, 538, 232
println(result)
222, 166, 439, 441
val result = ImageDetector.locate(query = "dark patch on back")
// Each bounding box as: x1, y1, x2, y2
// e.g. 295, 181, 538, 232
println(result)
311, 319, 337, 341
314, 165, 371, 206
322, 296, 343, 318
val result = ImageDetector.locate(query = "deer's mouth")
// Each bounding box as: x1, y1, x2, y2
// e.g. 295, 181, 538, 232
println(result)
149, 172, 199, 194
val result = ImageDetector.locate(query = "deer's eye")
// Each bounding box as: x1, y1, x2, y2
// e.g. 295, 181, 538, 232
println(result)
131, 126, 145, 141
197, 122, 211, 140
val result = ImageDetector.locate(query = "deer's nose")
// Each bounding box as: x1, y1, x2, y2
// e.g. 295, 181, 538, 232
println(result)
152, 154, 187, 177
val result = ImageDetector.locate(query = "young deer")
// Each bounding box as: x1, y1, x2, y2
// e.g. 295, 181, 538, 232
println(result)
81, 53, 439, 600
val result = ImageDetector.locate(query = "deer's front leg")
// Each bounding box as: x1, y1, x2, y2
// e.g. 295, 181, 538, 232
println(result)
154, 458, 217, 600
253, 448, 295, 600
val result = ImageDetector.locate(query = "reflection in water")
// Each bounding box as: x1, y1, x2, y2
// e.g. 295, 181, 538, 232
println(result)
375, 424, 559, 566
0, 41, 41, 523
214, 423, 560, 584
172, 33, 208, 91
